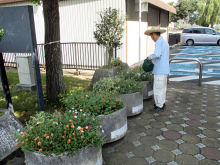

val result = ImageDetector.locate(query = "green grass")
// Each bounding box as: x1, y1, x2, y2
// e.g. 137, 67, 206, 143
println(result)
0, 70, 92, 124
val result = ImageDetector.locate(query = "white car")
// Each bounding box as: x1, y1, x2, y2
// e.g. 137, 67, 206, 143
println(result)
181, 27, 220, 46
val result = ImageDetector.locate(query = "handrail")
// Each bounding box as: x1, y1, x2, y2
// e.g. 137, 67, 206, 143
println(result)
169, 58, 203, 86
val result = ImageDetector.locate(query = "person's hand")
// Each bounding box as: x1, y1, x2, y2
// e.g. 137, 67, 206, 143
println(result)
146, 57, 150, 61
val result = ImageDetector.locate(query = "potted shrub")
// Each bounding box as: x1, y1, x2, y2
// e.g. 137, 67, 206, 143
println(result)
90, 57, 129, 86
93, 76, 145, 117
61, 91, 127, 143
14, 111, 105, 165
117, 66, 154, 100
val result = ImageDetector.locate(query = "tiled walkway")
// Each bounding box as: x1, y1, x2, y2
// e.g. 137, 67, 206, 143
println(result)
102, 82, 220, 165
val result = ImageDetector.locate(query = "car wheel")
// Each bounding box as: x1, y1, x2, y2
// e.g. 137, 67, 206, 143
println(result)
217, 40, 220, 45
187, 39, 194, 46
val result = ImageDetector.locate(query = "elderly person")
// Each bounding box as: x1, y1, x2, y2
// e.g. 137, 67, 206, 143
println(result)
144, 27, 170, 112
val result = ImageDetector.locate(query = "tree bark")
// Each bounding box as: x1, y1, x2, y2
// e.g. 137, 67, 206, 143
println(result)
43, 0, 65, 101
108, 47, 113, 67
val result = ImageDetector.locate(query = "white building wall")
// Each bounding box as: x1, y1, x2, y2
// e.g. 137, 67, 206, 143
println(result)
0, 0, 126, 63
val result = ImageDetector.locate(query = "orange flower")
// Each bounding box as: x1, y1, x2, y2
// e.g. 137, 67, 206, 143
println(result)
119, 103, 121, 105
114, 105, 116, 107
53, 122, 56, 124
22, 135, 25, 138
104, 97, 106, 99
91, 108, 93, 110
66, 125, 69, 128
72, 98, 74, 100
75, 104, 77, 106
98, 94, 101, 97
81, 97, 83, 98
97, 110, 99, 112
64, 131, 66, 133
67, 139, 71, 143
22, 141, 24, 144
107, 100, 109, 102
69, 136, 71, 138
87, 109, 89, 110
104, 100, 106, 102
30, 126, 33, 129
62, 136, 65, 138
87, 105, 89, 106
39, 149, 42, 152
34, 137, 39, 141
72, 133, 75, 136
25, 139, 28, 141
71, 125, 74, 128
96, 106, 98, 108
44, 134, 47, 137
51, 134, 54, 137
37, 142, 41, 146
80, 128, 83, 131
15, 143, 18, 146
116, 99, 118, 101
83, 105, 85, 108
80, 132, 82, 135
46, 136, 49, 139
69, 120, 72, 122
38, 122, 42, 124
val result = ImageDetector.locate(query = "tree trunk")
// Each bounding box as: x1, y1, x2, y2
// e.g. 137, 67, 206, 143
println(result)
43, 0, 65, 101
108, 47, 113, 67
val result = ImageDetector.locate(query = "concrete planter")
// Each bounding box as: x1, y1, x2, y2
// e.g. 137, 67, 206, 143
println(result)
25, 146, 102, 165
0, 109, 24, 162
118, 91, 143, 117
140, 80, 154, 100
90, 63, 129, 86
98, 106, 127, 143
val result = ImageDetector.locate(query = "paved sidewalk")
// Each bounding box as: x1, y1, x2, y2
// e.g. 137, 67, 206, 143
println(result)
102, 82, 220, 165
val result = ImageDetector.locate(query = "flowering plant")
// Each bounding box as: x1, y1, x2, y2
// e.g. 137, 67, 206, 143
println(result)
117, 66, 153, 81
60, 91, 125, 116
93, 76, 145, 94
0, 29, 4, 41
14, 111, 105, 156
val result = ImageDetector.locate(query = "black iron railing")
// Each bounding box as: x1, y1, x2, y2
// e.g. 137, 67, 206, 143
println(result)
3, 42, 108, 70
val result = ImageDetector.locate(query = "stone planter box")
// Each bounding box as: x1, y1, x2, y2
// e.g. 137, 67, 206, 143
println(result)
0, 109, 24, 162
118, 91, 143, 117
90, 63, 129, 86
140, 80, 154, 100
98, 106, 127, 143
25, 146, 102, 165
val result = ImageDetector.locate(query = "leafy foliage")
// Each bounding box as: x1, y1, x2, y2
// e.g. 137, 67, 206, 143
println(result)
169, 0, 198, 25
14, 111, 105, 156
93, 76, 146, 95
197, 0, 220, 27
0, 29, 4, 41
94, 7, 126, 49
111, 57, 125, 69
117, 66, 153, 82
60, 91, 125, 116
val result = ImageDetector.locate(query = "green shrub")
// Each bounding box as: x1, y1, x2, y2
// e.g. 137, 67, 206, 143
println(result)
93, 76, 145, 95
111, 57, 125, 69
117, 66, 153, 81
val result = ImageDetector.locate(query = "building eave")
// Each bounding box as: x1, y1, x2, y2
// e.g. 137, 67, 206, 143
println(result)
148, 0, 176, 14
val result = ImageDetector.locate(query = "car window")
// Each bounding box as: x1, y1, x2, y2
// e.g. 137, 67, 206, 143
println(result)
182, 28, 192, 33
205, 29, 213, 34
193, 28, 204, 34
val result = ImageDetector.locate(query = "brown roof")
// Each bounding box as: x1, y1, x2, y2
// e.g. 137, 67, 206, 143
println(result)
0, 0, 28, 4
149, 0, 176, 14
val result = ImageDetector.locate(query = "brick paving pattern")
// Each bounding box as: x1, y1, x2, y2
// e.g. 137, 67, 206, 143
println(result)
102, 82, 220, 165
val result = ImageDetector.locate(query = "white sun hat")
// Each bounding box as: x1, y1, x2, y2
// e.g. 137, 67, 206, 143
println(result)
144, 26, 166, 36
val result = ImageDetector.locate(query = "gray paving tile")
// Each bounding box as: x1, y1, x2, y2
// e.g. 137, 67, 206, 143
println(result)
194, 154, 206, 161
125, 151, 135, 158
171, 149, 182, 156
145, 156, 156, 164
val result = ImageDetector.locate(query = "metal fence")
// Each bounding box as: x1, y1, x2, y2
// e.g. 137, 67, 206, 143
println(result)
168, 33, 181, 46
3, 42, 108, 70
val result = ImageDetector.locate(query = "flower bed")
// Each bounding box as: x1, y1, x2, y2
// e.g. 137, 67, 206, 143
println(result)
61, 91, 127, 143
93, 76, 145, 116
14, 111, 105, 157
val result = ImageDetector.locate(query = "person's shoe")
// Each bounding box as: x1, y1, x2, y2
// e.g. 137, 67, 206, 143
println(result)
150, 103, 165, 112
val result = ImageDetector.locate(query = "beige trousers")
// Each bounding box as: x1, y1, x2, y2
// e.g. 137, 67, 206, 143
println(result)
153, 75, 168, 108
